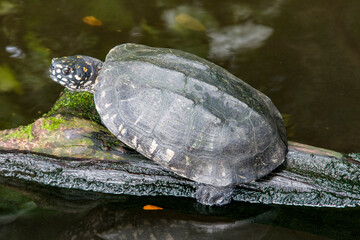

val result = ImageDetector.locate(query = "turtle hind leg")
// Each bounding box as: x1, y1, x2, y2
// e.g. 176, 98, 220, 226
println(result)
195, 184, 234, 206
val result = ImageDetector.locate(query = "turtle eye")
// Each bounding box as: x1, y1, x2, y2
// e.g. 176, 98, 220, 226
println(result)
62, 67, 70, 75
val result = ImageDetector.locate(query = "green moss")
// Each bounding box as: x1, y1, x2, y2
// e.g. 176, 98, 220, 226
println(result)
78, 136, 95, 146
41, 117, 66, 131
2, 123, 34, 141
44, 89, 101, 124
24, 124, 34, 140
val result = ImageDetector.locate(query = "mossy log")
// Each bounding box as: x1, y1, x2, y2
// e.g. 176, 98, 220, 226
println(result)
0, 90, 359, 207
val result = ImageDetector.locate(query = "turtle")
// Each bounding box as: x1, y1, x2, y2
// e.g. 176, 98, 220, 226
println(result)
49, 43, 287, 206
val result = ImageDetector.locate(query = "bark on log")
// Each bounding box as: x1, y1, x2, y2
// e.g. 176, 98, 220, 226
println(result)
0, 141, 359, 207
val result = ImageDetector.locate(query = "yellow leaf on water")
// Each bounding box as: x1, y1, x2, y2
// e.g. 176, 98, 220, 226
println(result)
143, 205, 163, 210
175, 13, 206, 31
82, 16, 103, 26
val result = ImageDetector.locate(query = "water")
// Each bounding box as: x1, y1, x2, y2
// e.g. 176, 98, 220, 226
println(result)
0, 183, 357, 240
0, 0, 359, 239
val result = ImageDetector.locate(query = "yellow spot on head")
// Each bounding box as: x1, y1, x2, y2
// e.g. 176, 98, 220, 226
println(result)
143, 205, 163, 210
185, 156, 190, 165
83, 67, 88, 72
85, 61, 91, 65
76, 56, 82, 59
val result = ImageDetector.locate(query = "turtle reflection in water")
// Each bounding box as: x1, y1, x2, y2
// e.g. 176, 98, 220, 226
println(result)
49, 43, 287, 206
60, 207, 277, 240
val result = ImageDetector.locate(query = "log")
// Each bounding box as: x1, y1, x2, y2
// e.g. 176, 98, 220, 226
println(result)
0, 90, 359, 207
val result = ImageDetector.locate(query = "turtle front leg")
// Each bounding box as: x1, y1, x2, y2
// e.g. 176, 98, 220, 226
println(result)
195, 184, 235, 206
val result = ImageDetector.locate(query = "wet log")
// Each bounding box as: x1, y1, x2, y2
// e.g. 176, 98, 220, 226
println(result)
0, 90, 359, 207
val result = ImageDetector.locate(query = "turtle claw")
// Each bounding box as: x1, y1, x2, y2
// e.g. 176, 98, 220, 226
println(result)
195, 184, 234, 206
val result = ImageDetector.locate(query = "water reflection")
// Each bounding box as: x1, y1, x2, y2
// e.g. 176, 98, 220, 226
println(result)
61, 207, 276, 240
208, 21, 273, 60
0, 181, 341, 240
5, 46, 25, 59
57, 204, 331, 240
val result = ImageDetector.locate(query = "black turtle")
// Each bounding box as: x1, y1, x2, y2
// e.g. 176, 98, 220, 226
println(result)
49, 43, 287, 206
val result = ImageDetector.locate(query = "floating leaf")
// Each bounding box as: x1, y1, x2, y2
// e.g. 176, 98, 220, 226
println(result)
143, 205, 163, 210
163, 5, 218, 32
0, 65, 22, 94
82, 16, 103, 26
0, 1, 18, 16
175, 13, 206, 31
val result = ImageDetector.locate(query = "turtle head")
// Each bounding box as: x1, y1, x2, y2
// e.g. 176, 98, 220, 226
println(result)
49, 55, 103, 93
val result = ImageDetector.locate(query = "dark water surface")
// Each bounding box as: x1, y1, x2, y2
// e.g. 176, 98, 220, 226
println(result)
0, 0, 359, 239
